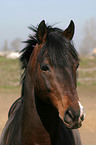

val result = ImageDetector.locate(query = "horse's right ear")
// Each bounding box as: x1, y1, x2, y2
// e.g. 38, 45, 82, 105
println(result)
63, 20, 75, 41
37, 20, 47, 44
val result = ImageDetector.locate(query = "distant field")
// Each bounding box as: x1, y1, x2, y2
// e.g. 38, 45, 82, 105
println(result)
0, 57, 20, 88
78, 57, 96, 85
0, 56, 96, 145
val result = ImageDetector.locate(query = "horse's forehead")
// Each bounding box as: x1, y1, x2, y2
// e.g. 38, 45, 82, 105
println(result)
30, 40, 78, 72
30, 44, 43, 61
35, 44, 43, 55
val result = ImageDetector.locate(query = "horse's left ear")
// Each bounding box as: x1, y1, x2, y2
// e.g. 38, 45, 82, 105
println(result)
63, 20, 75, 41
37, 20, 47, 44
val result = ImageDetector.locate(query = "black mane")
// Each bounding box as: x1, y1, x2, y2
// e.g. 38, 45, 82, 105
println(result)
20, 26, 37, 81
38, 31, 79, 68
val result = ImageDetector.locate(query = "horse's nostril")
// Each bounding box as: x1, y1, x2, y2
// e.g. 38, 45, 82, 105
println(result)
64, 109, 74, 124
68, 110, 74, 119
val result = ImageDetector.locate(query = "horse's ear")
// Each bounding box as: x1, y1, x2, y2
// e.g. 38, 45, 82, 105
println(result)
63, 20, 75, 41
37, 20, 47, 44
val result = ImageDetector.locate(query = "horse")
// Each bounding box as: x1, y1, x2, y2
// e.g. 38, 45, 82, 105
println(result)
0, 20, 85, 145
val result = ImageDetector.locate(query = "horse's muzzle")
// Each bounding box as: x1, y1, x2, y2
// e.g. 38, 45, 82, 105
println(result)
64, 102, 85, 129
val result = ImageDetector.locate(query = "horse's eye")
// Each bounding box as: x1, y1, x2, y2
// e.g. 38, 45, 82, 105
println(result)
40, 64, 49, 71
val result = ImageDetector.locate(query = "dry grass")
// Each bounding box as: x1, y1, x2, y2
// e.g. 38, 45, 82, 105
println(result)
78, 85, 96, 145
0, 57, 20, 88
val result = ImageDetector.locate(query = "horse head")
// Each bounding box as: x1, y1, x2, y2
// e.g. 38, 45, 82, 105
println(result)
27, 20, 85, 129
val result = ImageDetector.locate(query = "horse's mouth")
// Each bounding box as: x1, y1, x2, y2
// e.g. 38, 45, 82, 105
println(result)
63, 120, 82, 129
59, 112, 84, 129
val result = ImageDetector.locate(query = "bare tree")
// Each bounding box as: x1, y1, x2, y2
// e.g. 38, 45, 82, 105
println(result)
11, 38, 21, 51
79, 18, 96, 55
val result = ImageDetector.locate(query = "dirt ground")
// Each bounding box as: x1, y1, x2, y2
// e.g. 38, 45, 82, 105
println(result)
0, 85, 96, 145
78, 85, 96, 145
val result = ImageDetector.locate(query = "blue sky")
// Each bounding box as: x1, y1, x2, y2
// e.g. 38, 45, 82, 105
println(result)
0, 0, 96, 50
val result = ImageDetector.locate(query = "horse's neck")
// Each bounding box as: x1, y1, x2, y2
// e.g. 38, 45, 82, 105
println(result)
21, 74, 51, 145
34, 92, 59, 134
35, 94, 75, 145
